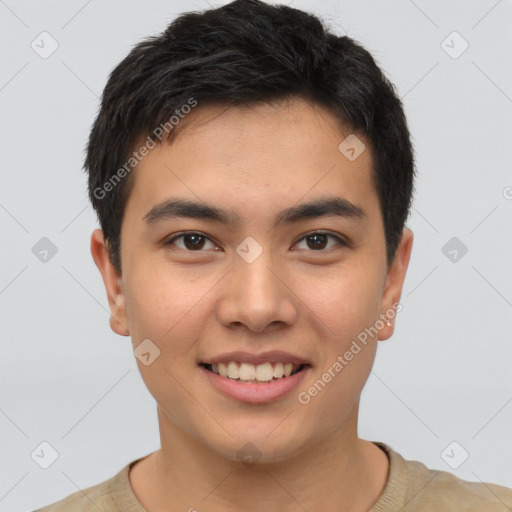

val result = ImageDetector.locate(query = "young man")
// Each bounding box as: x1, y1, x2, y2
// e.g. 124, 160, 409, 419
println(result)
36, 0, 512, 510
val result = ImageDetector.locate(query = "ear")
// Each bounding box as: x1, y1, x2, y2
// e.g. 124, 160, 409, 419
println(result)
378, 227, 413, 341
90, 229, 130, 337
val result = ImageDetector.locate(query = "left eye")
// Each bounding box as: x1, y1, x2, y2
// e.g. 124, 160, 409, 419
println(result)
164, 231, 345, 251
165, 232, 219, 251
294, 232, 345, 251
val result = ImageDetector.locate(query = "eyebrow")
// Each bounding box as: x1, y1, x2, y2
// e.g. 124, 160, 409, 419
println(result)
143, 196, 366, 230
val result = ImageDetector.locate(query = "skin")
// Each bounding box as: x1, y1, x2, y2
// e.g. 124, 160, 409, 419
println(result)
91, 97, 413, 512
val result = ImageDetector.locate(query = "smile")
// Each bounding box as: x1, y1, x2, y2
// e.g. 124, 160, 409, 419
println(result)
202, 361, 306, 383
199, 361, 311, 403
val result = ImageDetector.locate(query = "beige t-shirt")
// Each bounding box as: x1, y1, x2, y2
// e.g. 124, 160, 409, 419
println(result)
35, 442, 512, 511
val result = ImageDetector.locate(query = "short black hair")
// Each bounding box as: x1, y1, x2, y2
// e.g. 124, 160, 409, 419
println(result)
85, 0, 416, 273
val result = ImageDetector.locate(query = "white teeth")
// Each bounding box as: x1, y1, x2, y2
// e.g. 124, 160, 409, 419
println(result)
239, 363, 256, 380
273, 362, 284, 378
207, 361, 303, 382
218, 362, 228, 377
227, 361, 239, 379
256, 362, 274, 381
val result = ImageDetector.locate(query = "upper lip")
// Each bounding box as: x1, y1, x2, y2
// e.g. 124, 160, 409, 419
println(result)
200, 350, 310, 366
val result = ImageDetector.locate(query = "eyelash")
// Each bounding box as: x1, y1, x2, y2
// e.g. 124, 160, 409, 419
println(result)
164, 231, 347, 252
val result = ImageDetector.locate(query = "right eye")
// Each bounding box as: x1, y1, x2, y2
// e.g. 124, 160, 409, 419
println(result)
164, 232, 221, 251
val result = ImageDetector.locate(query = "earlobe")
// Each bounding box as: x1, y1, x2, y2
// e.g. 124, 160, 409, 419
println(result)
109, 312, 130, 337
90, 229, 131, 337
378, 228, 414, 341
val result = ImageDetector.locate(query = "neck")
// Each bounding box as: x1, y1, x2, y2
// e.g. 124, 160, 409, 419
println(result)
130, 404, 389, 512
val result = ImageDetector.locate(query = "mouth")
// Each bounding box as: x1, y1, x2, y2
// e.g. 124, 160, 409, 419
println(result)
199, 360, 311, 403
200, 361, 309, 383
198, 350, 312, 403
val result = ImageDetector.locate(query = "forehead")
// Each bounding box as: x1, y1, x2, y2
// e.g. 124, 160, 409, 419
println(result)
124, 97, 379, 226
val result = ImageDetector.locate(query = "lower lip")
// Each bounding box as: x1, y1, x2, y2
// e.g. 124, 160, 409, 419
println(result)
199, 365, 310, 403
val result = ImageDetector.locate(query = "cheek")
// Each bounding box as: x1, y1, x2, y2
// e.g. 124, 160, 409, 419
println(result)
123, 265, 209, 355
123, 269, 209, 420
294, 275, 382, 435
298, 264, 383, 344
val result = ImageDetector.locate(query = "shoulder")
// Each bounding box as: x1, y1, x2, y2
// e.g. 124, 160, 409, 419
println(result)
33, 459, 142, 512
379, 442, 512, 511
405, 457, 512, 511
34, 480, 112, 512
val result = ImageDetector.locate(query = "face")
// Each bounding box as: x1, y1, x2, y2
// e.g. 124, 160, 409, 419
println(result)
92, 97, 413, 464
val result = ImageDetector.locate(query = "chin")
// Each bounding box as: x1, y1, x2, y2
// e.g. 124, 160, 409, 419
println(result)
198, 423, 313, 466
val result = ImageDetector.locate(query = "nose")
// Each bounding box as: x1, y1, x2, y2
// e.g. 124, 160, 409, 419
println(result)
215, 247, 298, 334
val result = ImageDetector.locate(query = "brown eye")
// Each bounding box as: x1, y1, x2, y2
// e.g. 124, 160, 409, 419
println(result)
294, 232, 345, 251
165, 232, 218, 251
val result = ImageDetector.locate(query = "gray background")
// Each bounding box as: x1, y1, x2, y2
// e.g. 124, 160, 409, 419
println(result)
1, 0, 511, 510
